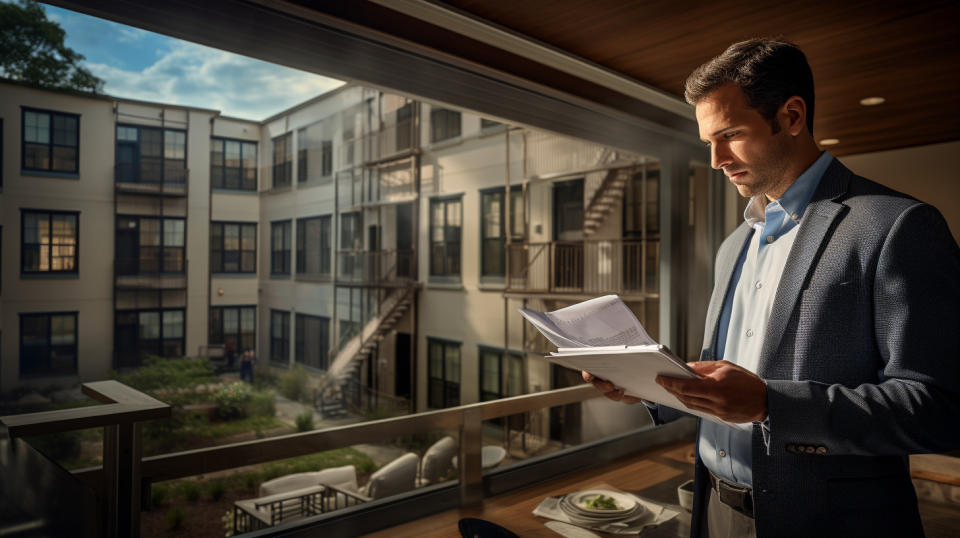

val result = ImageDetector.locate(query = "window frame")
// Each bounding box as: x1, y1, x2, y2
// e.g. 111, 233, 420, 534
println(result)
270, 309, 291, 366
115, 214, 186, 275
19, 311, 78, 378
270, 220, 292, 276
429, 195, 463, 280
479, 185, 523, 279
114, 308, 186, 367
21, 209, 80, 276
115, 123, 187, 184
210, 136, 257, 191
296, 215, 332, 277
295, 313, 331, 371
272, 132, 292, 189
209, 305, 257, 352
210, 221, 257, 274
478, 345, 523, 401
427, 337, 461, 409
430, 107, 461, 143
21, 107, 80, 175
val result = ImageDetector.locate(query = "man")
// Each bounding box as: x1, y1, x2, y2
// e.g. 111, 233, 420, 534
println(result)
586, 39, 960, 537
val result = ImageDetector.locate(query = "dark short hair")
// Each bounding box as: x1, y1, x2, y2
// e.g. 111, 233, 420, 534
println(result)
684, 39, 815, 134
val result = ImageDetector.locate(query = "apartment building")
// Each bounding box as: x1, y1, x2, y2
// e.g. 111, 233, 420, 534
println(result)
0, 79, 672, 440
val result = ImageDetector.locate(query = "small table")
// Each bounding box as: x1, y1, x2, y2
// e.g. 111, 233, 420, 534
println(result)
452, 445, 508, 470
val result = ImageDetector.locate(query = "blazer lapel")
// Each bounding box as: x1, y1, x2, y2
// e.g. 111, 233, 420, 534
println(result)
757, 160, 852, 375
701, 223, 753, 361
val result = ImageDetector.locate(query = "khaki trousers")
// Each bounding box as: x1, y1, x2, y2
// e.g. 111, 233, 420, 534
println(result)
706, 487, 757, 538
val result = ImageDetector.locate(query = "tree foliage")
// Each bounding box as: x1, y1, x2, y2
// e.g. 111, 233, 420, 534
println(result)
0, 0, 104, 92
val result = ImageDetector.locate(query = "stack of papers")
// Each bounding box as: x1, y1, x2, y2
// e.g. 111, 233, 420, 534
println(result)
519, 295, 736, 426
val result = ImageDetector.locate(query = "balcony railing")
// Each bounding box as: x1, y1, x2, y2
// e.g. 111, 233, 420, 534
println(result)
506, 239, 659, 297
363, 120, 416, 163
337, 248, 416, 285
114, 163, 188, 196
114, 259, 188, 290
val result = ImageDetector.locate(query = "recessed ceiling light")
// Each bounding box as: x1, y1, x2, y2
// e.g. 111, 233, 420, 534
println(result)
819, 138, 840, 146
860, 96, 885, 106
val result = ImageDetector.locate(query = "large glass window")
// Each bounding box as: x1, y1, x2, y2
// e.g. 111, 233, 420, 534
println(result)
430, 108, 461, 143
295, 314, 330, 370
209, 305, 256, 351
20, 312, 77, 377
271, 220, 292, 275
22, 108, 79, 173
114, 309, 185, 368
272, 132, 292, 188
270, 309, 290, 365
479, 347, 523, 401
480, 186, 523, 278
115, 216, 185, 275
430, 196, 462, 278
21, 210, 78, 274
211, 137, 257, 190
116, 124, 186, 183
211, 222, 256, 273
296, 215, 332, 276
428, 338, 460, 408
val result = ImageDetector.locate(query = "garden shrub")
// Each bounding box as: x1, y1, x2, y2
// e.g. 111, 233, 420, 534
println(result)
180, 480, 202, 502
165, 506, 186, 530
214, 382, 252, 421
207, 480, 226, 501
278, 366, 310, 402
244, 389, 276, 418
295, 411, 314, 432
151, 483, 168, 507
25, 430, 81, 462
113, 356, 215, 394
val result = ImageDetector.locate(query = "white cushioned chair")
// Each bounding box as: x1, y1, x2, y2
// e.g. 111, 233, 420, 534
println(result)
361, 452, 419, 499
258, 464, 359, 497
418, 436, 457, 486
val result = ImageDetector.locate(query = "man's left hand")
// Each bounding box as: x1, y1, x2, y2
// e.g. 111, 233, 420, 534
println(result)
656, 361, 768, 423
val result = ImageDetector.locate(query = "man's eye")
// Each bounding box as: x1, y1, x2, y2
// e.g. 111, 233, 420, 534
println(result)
723, 131, 739, 139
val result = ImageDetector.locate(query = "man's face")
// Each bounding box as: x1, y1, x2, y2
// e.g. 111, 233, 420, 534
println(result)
696, 83, 793, 200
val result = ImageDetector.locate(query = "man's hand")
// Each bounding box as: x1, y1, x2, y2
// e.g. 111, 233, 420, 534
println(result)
582, 371, 645, 404
656, 361, 768, 423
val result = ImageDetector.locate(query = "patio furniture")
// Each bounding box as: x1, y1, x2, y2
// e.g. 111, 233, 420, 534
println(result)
258, 464, 359, 497
363, 452, 419, 499
418, 436, 457, 486
233, 484, 369, 533
453, 445, 508, 470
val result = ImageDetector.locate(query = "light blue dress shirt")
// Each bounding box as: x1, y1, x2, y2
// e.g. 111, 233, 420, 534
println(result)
699, 151, 834, 488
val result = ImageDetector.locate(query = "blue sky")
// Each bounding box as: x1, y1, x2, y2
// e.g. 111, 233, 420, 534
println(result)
41, 3, 345, 120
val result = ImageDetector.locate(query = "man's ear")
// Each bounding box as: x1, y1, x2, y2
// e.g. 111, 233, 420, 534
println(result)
781, 96, 807, 136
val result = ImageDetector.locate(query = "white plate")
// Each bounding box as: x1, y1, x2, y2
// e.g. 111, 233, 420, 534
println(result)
569, 490, 638, 515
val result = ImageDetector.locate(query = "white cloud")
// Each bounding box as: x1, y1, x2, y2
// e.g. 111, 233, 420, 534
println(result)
85, 40, 344, 120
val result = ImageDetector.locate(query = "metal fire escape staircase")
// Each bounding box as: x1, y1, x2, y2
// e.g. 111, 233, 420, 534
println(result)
316, 284, 416, 417
582, 165, 632, 236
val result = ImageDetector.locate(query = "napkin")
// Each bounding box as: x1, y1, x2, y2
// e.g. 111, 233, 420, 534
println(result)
533, 484, 678, 535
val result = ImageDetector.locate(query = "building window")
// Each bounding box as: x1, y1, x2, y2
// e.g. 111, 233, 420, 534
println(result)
272, 133, 292, 188
211, 137, 257, 190
296, 215, 332, 276
21, 210, 78, 275
336, 288, 364, 347
22, 108, 79, 174
115, 309, 185, 367
428, 338, 460, 408
270, 309, 290, 365
479, 347, 523, 401
481, 118, 502, 130
271, 220, 291, 275
116, 124, 186, 184
115, 216, 185, 275
211, 222, 256, 273
209, 305, 256, 352
429, 196, 462, 278
430, 108, 461, 143
295, 314, 330, 370
20, 312, 77, 377
480, 186, 523, 278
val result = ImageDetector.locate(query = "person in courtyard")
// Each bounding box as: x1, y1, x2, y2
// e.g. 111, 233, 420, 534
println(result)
240, 348, 256, 384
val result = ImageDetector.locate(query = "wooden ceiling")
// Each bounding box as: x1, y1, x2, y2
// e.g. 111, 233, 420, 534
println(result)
437, 0, 960, 156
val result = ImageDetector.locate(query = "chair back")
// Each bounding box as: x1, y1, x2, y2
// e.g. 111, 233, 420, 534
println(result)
421, 436, 457, 485
364, 452, 418, 499
259, 465, 358, 497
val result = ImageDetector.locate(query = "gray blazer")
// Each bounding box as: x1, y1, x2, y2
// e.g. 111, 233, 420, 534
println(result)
659, 159, 960, 537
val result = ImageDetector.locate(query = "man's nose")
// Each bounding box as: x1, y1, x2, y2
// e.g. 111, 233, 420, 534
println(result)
711, 144, 732, 170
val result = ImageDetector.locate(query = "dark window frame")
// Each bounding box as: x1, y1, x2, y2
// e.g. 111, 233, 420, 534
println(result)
21, 209, 79, 275
21, 107, 79, 175
272, 132, 292, 189
427, 337, 461, 409
210, 136, 257, 191
430, 107, 461, 143
115, 123, 187, 184
296, 215, 332, 277
478, 345, 523, 401
271, 220, 292, 276
480, 185, 523, 278
295, 313, 331, 371
209, 305, 256, 352
114, 308, 186, 368
19, 311, 78, 378
270, 309, 290, 366
115, 214, 186, 275
210, 221, 257, 274
429, 195, 462, 278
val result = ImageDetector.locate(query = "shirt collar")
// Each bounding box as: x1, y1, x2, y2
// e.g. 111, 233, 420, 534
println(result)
744, 151, 834, 228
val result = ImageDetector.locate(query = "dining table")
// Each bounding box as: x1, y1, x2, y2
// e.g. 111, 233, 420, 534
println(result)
364, 441, 696, 537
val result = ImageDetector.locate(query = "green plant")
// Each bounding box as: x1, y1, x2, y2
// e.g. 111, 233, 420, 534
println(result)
24, 431, 82, 462
222, 508, 236, 537
278, 366, 310, 402
295, 410, 314, 432
113, 356, 216, 394
151, 484, 168, 507
214, 382, 252, 421
244, 473, 258, 490
251, 368, 279, 391
166, 506, 186, 530
180, 480, 202, 502
207, 480, 226, 501
244, 389, 276, 418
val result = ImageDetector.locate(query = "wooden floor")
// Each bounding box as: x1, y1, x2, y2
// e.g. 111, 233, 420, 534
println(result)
365, 442, 960, 538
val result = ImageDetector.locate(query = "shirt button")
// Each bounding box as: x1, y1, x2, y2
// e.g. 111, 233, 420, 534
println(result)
718, 449, 727, 457
746, 329, 754, 337
791, 212, 800, 221
766, 235, 775, 244
755, 281, 762, 290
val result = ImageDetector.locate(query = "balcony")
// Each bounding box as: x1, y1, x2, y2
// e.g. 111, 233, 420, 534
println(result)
114, 260, 187, 291
506, 239, 659, 299
114, 163, 188, 197
363, 119, 417, 165
336, 248, 417, 287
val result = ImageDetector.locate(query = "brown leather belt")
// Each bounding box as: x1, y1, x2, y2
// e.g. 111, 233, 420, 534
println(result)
708, 470, 755, 519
